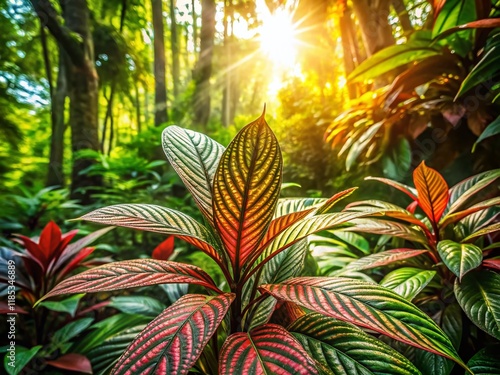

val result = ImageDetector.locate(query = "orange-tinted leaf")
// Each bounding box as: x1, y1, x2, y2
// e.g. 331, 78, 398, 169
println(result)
213, 113, 282, 272
219, 324, 318, 375
153, 236, 175, 260
112, 293, 234, 375
46, 353, 92, 374
413, 161, 449, 224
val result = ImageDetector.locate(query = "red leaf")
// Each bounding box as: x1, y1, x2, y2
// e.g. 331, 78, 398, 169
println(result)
219, 324, 318, 375
152, 236, 175, 260
483, 259, 500, 271
46, 353, 92, 374
39, 221, 62, 259
40, 259, 222, 302
0, 301, 28, 314
113, 293, 234, 375
14, 235, 46, 268
407, 200, 419, 214
57, 247, 95, 281
413, 161, 449, 224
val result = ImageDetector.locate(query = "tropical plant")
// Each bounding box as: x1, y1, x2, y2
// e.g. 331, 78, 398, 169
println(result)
337, 161, 500, 373
0, 221, 113, 374
36, 114, 470, 374
326, 1, 500, 176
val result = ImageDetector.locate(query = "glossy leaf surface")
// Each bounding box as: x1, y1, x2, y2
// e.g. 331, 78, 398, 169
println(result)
467, 345, 500, 374
340, 249, 428, 273
290, 313, 421, 375
413, 162, 449, 224
112, 293, 234, 375
380, 267, 436, 301
437, 240, 482, 280
213, 113, 282, 270
78, 204, 223, 265
219, 324, 318, 375
455, 271, 500, 340
41, 259, 221, 301
162, 126, 225, 225
261, 277, 465, 367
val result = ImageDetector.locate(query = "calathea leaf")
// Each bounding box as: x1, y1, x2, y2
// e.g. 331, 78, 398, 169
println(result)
162, 126, 225, 225
380, 267, 436, 301
213, 112, 282, 272
440, 197, 500, 228
437, 240, 482, 280
413, 161, 449, 225
219, 323, 318, 375
462, 222, 500, 242
78, 204, 225, 267
337, 249, 428, 274
454, 270, 500, 340
39, 259, 222, 303
260, 277, 467, 370
112, 293, 234, 375
289, 313, 422, 375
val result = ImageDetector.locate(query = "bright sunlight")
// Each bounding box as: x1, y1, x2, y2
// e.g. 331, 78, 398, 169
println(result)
258, 9, 299, 69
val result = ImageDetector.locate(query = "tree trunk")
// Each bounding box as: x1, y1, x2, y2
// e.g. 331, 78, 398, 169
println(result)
64, 0, 102, 203
339, 4, 358, 99
134, 81, 142, 133
193, 0, 216, 128
169, 0, 180, 101
192, 0, 198, 49
47, 50, 67, 187
392, 0, 413, 33
351, 0, 395, 57
152, 0, 169, 126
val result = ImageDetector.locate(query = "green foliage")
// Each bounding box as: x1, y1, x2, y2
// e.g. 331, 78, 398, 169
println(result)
38, 115, 468, 374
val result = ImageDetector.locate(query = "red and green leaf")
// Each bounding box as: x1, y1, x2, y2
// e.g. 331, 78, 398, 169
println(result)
413, 162, 449, 224
440, 197, 500, 228
112, 293, 234, 375
338, 249, 429, 273
437, 240, 482, 280
340, 218, 428, 244
162, 126, 225, 225
260, 277, 467, 369
39, 259, 222, 302
380, 267, 436, 301
78, 204, 224, 267
462, 222, 500, 243
289, 313, 421, 375
219, 324, 318, 375
213, 113, 282, 271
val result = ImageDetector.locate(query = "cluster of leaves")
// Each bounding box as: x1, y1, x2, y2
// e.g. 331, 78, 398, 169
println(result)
326, 0, 500, 176
0, 221, 112, 374
335, 162, 500, 373
36, 114, 472, 374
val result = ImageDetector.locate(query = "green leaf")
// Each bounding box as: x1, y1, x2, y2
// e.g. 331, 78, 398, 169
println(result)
455, 270, 500, 340
440, 197, 500, 228
348, 41, 439, 82
78, 204, 225, 267
3, 345, 42, 375
467, 345, 500, 374
338, 249, 428, 274
213, 113, 282, 272
261, 277, 466, 369
162, 126, 225, 225
456, 46, 500, 98
346, 122, 383, 171
219, 324, 318, 375
340, 218, 428, 244
39, 293, 85, 317
473, 115, 500, 151
109, 296, 165, 317
382, 138, 412, 180
290, 313, 421, 375
380, 267, 436, 301
241, 296, 277, 331
113, 293, 234, 375
462, 222, 500, 242
40, 259, 221, 303
52, 318, 94, 349
437, 240, 482, 280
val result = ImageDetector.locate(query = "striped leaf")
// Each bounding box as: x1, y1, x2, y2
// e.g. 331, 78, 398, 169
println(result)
241, 296, 277, 331
219, 324, 318, 375
290, 313, 422, 375
260, 277, 466, 368
413, 162, 449, 225
447, 169, 500, 214
213, 113, 282, 271
380, 267, 436, 301
365, 177, 418, 200
455, 271, 500, 340
40, 259, 221, 302
338, 249, 429, 273
440, 197, 500, 228
78, 204, 224, 266
112, 293, 234, 375
437, 240, 482, 280
467, 345, 500, 375
462, 222, 500, 242
162, 126, 225, 225
340, 218, 428, 244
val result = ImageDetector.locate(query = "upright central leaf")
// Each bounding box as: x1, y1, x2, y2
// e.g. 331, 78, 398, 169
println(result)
213, 114, 282, 273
